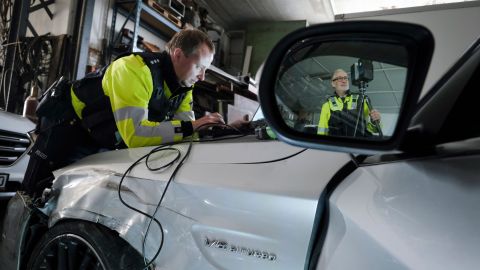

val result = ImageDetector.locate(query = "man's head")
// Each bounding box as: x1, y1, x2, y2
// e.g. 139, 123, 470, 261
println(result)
166, 29, 215, 87
331, 69, 349, 96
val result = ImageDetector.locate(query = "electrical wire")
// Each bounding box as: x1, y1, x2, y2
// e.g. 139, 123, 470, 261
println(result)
0, 1, 13, 42
0, 0, 54, 110
140, 123, 247, 266
196, 123, 249, 142
117, 142, 186, 269
117, 122, 247, 269
0, 0, 13, 108
141, 139, 193, 268
1, 34, 53, 109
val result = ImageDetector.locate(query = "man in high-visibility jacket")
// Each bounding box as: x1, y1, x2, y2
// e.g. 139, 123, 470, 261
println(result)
317, 69, 381, 137
23, 29, 225, 196
71, 28, 224, 148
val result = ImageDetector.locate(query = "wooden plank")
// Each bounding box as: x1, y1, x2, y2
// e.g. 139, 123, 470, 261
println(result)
145, 0, 182, 28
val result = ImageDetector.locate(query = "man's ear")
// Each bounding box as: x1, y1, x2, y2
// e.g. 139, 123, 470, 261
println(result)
172, 48, 183, 61
331, 80, 335, 88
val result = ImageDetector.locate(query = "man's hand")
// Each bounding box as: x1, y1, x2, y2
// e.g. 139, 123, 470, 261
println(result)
229, 114, 250, 130
369, 109, 381, 122
192, 112, 225, 130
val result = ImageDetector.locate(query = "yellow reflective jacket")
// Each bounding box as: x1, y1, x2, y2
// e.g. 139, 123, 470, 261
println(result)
71, 53, 194, 148
317, 93, 379, 137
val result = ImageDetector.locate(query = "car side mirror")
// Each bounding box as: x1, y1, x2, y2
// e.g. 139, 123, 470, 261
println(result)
259, 21, 434, 153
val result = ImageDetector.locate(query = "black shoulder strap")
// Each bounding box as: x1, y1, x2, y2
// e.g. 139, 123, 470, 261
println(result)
129, 52, 190, 122
134, 52, 164, 97
137, 52, 192, 122
133, 52, 171, 122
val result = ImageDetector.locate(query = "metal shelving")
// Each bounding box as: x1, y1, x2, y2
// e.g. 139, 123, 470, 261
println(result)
110, 0, 180, 53
109, 0, 254, 97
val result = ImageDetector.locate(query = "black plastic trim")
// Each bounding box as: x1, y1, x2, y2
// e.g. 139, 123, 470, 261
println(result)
415, 38, 480, 113
401, 37, 480, 151
305, 159, 357, 270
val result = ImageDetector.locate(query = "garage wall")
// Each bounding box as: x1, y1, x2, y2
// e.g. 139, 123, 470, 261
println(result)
28, 0, 169, 67
27, 0, 73, 36
89, 0, 168, 52
245, 21, 307, 77
336, 1, 480, 98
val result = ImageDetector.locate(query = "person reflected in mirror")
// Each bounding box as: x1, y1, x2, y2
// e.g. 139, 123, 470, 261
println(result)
318, 69, 381, 137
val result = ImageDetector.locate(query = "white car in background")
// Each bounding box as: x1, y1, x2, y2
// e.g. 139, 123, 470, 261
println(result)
0, 110, 34, 200
1, 20, 479, 270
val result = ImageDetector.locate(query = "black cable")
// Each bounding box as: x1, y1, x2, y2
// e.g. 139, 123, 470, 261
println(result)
195, 122, 249, 142
118, 139, 196, 269
117, 122, 253, 269
194, 123, 308, 164
198, 133, 247, 142
140, 123, 245, 267
0, 0, 12, 109
141, 139, 194, 268
144, 147, 181, 172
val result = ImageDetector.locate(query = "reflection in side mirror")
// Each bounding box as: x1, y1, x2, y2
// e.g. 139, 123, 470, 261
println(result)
274, 39, 408, 141
259, 21, 434, 153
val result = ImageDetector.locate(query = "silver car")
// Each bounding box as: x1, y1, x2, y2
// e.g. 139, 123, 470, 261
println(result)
1, 20, 479, 270
0, 110, 34, 200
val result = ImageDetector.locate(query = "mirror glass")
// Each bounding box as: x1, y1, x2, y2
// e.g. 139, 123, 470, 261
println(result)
274, 39, 408, 140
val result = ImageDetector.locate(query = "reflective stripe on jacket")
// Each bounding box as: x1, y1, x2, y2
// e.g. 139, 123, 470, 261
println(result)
317, 93, 378, 137
72, 53, 194, 148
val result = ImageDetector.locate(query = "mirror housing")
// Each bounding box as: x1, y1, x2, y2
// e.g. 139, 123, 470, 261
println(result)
259, 21, 434, 153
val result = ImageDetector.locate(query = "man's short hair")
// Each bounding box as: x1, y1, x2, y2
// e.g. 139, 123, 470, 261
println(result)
165, 29, 215, 56
331, 69, 347, 81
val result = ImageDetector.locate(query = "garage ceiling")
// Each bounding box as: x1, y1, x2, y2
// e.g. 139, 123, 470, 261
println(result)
199, 0, 334, 30
199, 0, 473, 30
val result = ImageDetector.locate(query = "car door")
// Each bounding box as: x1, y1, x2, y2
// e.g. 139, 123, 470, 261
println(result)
319, 153, 480, 269
256, 20, 480, 269
315, 35, 480, 269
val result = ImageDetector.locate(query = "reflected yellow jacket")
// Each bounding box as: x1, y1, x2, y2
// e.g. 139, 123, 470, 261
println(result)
317, 93, 378, 136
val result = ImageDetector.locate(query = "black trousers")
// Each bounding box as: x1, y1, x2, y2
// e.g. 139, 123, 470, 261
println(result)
22, 117, 100, 197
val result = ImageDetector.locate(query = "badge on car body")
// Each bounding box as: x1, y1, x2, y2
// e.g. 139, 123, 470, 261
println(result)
204, 237, 277, 261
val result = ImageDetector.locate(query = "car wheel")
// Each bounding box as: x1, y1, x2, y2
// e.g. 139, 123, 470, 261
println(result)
26, 221, 145, 270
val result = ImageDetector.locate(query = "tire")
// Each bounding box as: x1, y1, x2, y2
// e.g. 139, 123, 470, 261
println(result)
26, 221, 145, 270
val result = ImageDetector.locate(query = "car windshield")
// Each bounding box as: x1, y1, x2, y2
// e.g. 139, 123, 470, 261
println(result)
252, 106, 264, 122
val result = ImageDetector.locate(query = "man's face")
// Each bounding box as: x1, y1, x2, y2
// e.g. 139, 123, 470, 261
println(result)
331, 71, 349, 96
172, 43, 214, 87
